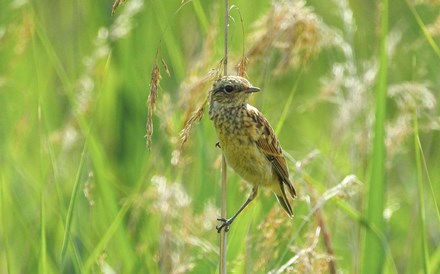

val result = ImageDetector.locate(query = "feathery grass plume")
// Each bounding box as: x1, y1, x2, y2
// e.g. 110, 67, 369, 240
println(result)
180, 95, 209, 148
147, 176, 199, 273
127, 177, 218, 271
389, 82, 436, 112
251, 209, 286, 272
178, 59, 222, 149
146, 62, 162, 150
386, 82, 438, 160
112, 0, 126, 15
236, 56, 248, 77
179, 75, 212, 124
231, 6, 248, 77
314, 2, 438, 165
247, 0, 322, 73
270, 228, 329, 274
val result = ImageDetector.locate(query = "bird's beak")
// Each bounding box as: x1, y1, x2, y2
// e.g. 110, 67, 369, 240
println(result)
245, 87, 260, 93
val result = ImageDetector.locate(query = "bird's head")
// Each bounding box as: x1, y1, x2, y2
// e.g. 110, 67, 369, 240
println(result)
209, 76, 260, 107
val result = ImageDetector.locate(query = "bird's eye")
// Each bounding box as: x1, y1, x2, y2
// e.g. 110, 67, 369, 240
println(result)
224, 85, 234, 93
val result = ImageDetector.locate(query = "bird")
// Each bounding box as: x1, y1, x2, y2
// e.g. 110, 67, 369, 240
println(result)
208, 75, 296, 232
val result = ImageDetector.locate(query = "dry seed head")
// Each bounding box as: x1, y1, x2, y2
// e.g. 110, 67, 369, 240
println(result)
110, 0, 144, 40
273, 228, 328, 274
236, 56, 249, 77
247, 0, 322, 72
386, 82, 437, 161
146, 63, 162, 150
388, 82, 436, 112
150, 176, 191, 216
180, 94, 209, 148
179, 58, 223, 149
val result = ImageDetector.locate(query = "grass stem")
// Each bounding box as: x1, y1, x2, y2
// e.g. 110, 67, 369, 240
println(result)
220, 1, 229, 274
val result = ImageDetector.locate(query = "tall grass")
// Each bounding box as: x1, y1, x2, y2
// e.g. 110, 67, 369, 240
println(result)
0, 0, 439, 273
414, 110, 430, 274
361, 0, 388, 272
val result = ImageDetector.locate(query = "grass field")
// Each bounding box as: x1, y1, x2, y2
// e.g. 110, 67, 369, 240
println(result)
1, 0, 439, 273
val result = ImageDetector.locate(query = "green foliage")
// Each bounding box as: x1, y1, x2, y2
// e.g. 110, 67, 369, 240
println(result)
361, 0, 388, 273
0, 0, 439, 273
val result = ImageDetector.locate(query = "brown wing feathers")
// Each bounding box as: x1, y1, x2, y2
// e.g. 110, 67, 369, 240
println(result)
250, 108, 297, 199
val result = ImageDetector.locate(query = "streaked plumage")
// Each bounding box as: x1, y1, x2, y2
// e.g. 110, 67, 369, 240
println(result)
209, 75, 296, 231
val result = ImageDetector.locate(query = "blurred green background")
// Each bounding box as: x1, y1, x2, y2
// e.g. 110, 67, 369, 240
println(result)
0, 0, 439, 273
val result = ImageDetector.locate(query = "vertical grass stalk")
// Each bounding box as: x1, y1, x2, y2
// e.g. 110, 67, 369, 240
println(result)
220, 155, 228, 274
413, 111, 430, 274
0, 172, 12, 273
39, 194, 47, 274
219, 1, 229, 274
361, 0, 388, 273
60, 141, 88, 265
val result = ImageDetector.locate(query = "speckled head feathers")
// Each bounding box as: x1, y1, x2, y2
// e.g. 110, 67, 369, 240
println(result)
211, 76, 260, 95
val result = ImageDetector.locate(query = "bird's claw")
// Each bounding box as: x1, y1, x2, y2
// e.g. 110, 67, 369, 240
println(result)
216, 217, 231, 233
215, 141, 221, 149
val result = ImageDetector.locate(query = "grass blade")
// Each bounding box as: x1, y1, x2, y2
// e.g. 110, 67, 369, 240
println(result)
0, 171, 12, 274
417, 134, 440, 224
406, 0, 440, 59
39, 194, 47, 274
413, 110, 430, 274
60, 141, 88, 263
361, 0, 388, 272
83, 200, 133, 272
274, 70, 302, 135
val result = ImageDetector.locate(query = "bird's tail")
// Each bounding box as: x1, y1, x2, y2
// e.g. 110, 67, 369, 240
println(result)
275, 182, 294, 217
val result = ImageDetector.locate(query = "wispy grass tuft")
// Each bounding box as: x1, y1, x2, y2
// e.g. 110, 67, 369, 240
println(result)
247, 0, 322, 72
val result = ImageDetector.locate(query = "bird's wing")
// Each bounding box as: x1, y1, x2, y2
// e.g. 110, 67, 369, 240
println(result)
247, 105, 297, 198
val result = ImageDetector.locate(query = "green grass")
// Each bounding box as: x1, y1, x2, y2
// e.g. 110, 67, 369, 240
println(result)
1, 0, 439, 273
361, 0, 388, 273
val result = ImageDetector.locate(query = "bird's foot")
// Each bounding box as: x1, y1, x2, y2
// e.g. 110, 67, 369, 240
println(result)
216, 217, 232, 233
215, 141, 221, 149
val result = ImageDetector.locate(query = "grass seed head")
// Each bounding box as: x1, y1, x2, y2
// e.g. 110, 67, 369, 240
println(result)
146, 63, 162, 150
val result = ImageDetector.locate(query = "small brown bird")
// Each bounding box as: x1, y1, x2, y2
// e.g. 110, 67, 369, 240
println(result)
209, 75, 296, 232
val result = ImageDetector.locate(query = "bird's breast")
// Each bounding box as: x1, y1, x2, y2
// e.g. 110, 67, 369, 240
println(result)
213, 125, 274, 187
